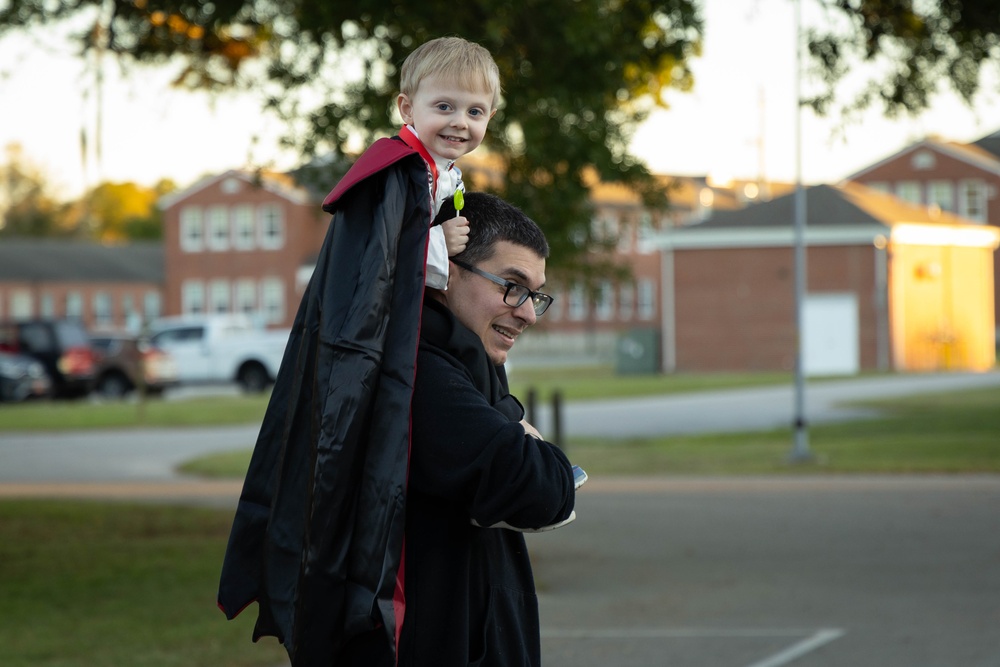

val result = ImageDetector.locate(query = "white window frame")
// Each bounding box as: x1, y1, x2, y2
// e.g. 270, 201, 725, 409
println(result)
927, 181, 954, 213
182, 280, 205, 315
596, 280, 614, 321
261, 277, 285, 324
619, 283, 635, 321
233, 204, 255, 250
144, 291, 162, 323
11, 290, 33, 318
895, 181, 922, 205
209, 279, 230, 314
207, 206, 230, 251
258, 204, 285, 250
638, 279, 655, 321
93, 292, 113, 327
235, 279, 257, 315
568, 285, 587, 322
65, 292, 83, 320
180, 206, 204, 252
959, 179, 987, 222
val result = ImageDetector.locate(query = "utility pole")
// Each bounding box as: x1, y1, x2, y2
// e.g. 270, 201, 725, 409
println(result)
789, 0, 813, 463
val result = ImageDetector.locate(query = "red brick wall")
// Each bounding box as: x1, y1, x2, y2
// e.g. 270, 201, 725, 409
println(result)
163, 175, 327, 327
672, 244, 879, 372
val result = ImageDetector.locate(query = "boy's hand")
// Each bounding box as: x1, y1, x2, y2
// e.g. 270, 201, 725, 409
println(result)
443, 216, 470, 256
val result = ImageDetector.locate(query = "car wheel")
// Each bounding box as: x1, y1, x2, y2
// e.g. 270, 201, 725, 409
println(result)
97, 372, 132, 399
238, 363, 269, 393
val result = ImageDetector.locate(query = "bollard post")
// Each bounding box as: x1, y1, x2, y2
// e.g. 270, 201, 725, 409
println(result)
525, 387, 537, 425
552, 390, 564, 451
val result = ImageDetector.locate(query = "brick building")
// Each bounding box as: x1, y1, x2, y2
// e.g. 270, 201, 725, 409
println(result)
651, 183, 998, 374
0, 238, 164, 331
845, 130, 1000, 335
158, 170, 328, 329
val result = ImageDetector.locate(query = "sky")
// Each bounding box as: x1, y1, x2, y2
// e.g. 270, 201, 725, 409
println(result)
3, 0, 1000, 200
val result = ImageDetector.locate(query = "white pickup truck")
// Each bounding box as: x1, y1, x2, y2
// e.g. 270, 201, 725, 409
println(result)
147, 314, 289, 392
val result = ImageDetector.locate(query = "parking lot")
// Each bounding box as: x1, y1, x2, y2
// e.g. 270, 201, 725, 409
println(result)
530, 476, 1000, 667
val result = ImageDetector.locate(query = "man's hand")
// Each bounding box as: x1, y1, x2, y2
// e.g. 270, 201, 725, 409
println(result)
520, 419, 543, 440
443, 216, 470, 256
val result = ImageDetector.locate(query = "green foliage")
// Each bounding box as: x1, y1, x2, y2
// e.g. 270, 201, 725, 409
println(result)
0, 0, 704, 275
805, 0, 1000, 118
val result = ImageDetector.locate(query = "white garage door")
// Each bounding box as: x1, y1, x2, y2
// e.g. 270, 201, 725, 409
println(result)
803, 293, 859, 376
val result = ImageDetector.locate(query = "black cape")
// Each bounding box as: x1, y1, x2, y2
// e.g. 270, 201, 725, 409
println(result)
217, 136, 432, 666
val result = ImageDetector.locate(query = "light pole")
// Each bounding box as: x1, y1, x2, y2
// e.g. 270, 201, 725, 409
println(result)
788, 0, 813, 463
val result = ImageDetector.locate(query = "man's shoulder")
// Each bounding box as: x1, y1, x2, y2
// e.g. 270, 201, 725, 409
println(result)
321, 137, 421, 212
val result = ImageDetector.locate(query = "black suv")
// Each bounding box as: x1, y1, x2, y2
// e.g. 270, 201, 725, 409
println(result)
0, 319, 98, 398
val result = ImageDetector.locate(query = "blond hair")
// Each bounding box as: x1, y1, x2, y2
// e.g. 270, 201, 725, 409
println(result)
399, 37, 501, 110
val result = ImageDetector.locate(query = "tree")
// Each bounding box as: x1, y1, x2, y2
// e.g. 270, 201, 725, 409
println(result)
0, 0, 704, 279
804, 1, 1000, 119
0, 143, 66, 237
74, 179, 174, 242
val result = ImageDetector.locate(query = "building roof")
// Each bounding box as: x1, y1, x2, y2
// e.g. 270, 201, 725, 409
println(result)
0, 239, 164, 283
157, 169, 313, 210
650, 182, 985, 250
697, 182, 974, 229
844, 135, 1000, 181
972, 128, 1000, 160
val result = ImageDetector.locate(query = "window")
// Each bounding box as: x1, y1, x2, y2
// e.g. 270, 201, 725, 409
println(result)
209, 279, 230, 314
895, 181, 921, 205
911, 150, 936, 170
65, 292, 83, 320
235, 279, 257, 315
93, 292, 113, 327
261, 278, 285, 324
233, 205, 255, 250
927, 181, 954, 213
40, 293, 55, 318
619, 283, 635, 320
568, 285, 587, 321
182, 280, 205, 315
595, 281, 614, 321
144, 291, 162, 323
637, 213, 654, 255
10, 290, 32, 318
638, 279, 655, 321
959, 179, 987, 222
207, 206, 230, 251
221, 177, 242, 194
545, 289, 563, 322
617, 218, 632, 253
180, 206, 204, 252
259, 204, 285, 250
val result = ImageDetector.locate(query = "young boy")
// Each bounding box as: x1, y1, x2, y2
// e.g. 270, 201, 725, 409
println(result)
395, 36, 500, 288
219, 37, 504, 666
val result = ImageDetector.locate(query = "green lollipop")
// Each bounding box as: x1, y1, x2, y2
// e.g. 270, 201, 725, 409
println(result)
453, 190, 464, 215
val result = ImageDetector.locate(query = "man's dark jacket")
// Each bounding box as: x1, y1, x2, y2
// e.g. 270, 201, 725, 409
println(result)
217, 136, 431, 666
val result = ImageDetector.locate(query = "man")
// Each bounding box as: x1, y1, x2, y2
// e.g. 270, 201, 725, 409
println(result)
394, 192, 578, 666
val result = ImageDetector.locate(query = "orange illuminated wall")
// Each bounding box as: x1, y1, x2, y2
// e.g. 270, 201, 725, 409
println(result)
889, 224, 999, 371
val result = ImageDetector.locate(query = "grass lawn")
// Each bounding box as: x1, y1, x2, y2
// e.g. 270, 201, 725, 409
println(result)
0, 500, 288, 667
0, 368, 796, 432
180, 385, 1000, 478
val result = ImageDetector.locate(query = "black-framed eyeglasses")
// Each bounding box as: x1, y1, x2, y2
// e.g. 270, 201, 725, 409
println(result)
451, 259, 554, 316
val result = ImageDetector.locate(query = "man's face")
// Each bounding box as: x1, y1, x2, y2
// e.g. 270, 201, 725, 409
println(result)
396, 75, 495, 162
445, 241, 545, 366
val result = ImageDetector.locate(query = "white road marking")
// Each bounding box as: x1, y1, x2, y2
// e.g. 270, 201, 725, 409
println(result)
743, 628, 846, 667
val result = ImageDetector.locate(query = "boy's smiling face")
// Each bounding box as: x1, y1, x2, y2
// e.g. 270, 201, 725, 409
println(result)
397, 75, 495, 161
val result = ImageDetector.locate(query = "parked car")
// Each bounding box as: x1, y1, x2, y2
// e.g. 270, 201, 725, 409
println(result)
147, 314, 289, 392
0, 351, 51, 402
89, 333, 180, 399
0, 319, 98, 398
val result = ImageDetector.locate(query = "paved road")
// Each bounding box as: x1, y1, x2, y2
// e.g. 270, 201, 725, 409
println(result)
2, 371, 999, 666
2, 371, 998, 483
